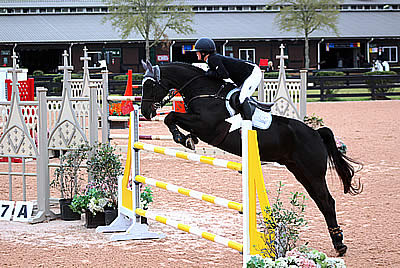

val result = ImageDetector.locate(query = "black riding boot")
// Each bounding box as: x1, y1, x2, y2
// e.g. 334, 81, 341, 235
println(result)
240, 97, 253, 121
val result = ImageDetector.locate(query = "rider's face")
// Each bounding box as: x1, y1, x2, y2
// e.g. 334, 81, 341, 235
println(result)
196, 52, 202, 61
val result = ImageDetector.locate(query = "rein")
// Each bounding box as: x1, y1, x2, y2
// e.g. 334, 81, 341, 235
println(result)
143, 68, 228, 110
155, 75, 205, 109
185, 83, 227, 108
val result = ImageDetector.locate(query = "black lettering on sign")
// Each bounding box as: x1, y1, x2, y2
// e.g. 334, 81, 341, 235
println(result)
1, 204, 10, 217
17, 204, 28, 218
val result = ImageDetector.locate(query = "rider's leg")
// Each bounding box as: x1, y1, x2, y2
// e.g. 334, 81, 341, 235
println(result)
238, 65, 262, 119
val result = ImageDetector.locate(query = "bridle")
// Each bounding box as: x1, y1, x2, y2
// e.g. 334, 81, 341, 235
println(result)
142, 66, 227, 110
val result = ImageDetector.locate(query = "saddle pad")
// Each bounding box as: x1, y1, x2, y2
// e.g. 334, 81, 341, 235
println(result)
225, 88, 272, 130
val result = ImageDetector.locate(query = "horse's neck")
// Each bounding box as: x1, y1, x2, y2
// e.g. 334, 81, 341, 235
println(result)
163, 66, 218, 98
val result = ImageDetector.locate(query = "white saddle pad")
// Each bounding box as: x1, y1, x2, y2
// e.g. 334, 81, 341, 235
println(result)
225, 88, 272, 131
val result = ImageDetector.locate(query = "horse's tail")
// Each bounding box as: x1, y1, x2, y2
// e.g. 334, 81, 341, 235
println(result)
317, 127, 363, 195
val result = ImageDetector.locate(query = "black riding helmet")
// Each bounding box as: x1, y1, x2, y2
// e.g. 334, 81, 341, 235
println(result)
194, 38, 216, 54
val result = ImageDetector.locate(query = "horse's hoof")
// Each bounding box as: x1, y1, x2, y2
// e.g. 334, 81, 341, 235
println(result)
190, 135, 199, 144
335, 244, 347, 257
186, 138, 196, 150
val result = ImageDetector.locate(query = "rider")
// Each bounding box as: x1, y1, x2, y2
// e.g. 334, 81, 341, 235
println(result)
193, 37, 262, 120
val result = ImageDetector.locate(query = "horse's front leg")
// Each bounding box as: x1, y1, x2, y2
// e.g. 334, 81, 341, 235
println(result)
164, 112, 201, 150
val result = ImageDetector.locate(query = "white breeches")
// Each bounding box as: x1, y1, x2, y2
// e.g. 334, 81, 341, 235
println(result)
238, 65, 262, 103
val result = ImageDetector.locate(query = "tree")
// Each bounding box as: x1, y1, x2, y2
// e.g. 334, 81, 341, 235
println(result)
270, 0, 341, 68
104, 0, 194, 61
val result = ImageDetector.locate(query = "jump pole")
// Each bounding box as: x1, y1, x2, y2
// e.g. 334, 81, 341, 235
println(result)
97, 105, 274, 265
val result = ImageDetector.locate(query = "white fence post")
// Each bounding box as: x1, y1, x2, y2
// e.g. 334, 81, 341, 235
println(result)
300, 70, 308, 120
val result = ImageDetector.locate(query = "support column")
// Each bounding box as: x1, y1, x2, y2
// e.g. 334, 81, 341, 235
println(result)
300, 70, 308, 121
30, 87, 57, 223
101, 70, 109, 144
258, 70, 266, 102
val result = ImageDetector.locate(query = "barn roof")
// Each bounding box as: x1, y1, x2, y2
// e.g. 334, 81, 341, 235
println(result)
0, 10, 399, 44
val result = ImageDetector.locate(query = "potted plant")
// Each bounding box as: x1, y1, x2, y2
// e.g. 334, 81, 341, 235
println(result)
139, 186, 153, 224
86, 143, 123, 226
247, 182, 347, 267
70, 181, 115, 228
51, 144, 90, 220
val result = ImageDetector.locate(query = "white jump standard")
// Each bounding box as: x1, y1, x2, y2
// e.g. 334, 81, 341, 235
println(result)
97, 106, 275, 266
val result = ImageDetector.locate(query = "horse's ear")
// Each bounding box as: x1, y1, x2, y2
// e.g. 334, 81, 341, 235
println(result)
141, 60, 148, 71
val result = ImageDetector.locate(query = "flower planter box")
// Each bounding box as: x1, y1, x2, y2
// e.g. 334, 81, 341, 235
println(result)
59, 199, 81, 221
110, 121, 128, 129
104, 209, 118, 225
85, 211, 105, 228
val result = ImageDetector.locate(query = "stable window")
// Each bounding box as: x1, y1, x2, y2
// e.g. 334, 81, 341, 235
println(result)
239, 49, 255, 63
381, 46, 398, 62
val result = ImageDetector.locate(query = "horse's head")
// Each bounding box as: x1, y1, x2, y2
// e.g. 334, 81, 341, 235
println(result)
140, 60, 169, 119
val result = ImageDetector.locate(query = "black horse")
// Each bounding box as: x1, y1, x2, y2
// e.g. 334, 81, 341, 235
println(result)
140, 60, 361, 256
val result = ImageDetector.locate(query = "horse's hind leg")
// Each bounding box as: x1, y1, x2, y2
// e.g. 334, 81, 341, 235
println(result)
285, 161, 347, 256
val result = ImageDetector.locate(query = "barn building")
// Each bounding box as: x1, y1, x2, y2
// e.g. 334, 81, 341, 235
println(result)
0, 0, 399, 74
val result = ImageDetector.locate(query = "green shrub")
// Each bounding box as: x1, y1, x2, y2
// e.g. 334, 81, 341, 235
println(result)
364, 71, 396, 76
51, 144, 90, 199
260, 182, 308, 259
314, 71, 345, 99
133, 73, 144, 81
52, 73, 83, 83
140, 186, 153, 210
314, 71, 345, 77
364, 71, 397, 99
113, 73, 144, 81
113, 74, 128, 80
32, 70, 44, 76
87, 143, 123, 207
264, 72, 279, 79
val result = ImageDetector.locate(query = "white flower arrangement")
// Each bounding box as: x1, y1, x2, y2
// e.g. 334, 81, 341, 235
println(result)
87, 197, 109, 215
247, 247, 346, 268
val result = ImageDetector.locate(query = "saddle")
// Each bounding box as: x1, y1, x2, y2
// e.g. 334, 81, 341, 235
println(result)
229, 92, 274, 116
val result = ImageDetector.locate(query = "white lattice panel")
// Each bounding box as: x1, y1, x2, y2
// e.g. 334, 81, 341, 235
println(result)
70, 79, 103, 123
263, 79, 301, 116
71, 80, 84, 98
72, 100, 90, 137
46, 98, 90, 136
0, 104, 9, 135
46, 99, 62, 131
0, 103, 38, 141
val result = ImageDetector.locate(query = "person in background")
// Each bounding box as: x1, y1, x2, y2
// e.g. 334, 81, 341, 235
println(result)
193, 37, 262, 120
267, 61, 274, 72
382, 60, 390, 71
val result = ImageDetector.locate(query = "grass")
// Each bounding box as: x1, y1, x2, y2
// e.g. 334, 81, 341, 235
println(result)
306, 87, 400, 102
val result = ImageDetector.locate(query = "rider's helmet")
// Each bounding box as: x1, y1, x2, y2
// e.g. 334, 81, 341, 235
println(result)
194, 38, 216, 54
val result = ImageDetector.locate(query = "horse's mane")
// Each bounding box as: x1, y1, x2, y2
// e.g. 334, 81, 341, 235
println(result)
163, 62, 205, 74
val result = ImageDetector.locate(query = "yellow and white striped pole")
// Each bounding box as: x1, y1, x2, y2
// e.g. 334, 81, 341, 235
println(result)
135, 208, 243, 253
135, 175, 243, 212
133, 142, 242, 172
